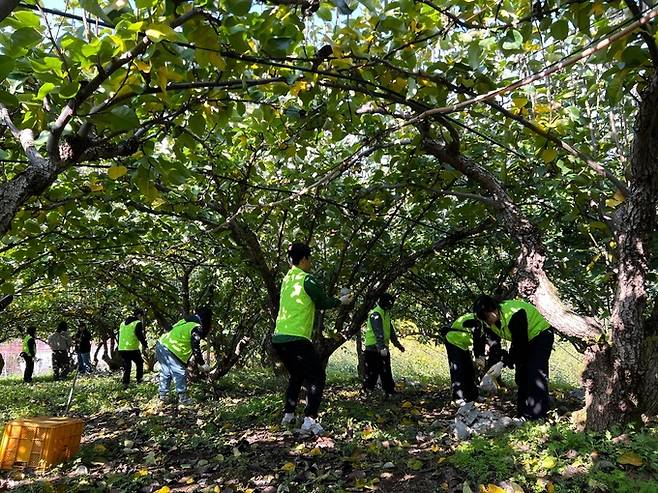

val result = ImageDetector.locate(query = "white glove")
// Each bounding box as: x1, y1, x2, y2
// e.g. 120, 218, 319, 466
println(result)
339, 293, 354, 305
199, 364, 211, 373
379, 348, 389, 357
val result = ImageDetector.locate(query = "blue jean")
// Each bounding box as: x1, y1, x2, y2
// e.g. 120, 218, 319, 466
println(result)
77, 352, 92, 373
156, 341, 187, 396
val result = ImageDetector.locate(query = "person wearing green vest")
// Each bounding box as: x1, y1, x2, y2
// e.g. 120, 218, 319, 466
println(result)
362, 293, 405, 396
118, 309, 148, 389
20, 326, 37, 383
272, 243, 354, 435
156, 307, 212, 404
473, 295, 554, 420
442, 313, 487, 403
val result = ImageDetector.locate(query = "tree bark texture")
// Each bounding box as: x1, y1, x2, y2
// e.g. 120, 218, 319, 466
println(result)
584, 70, 658, 430
0, 159, 61, 235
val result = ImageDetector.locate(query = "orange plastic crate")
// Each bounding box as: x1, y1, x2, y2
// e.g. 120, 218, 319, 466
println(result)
0, 416, 84, 470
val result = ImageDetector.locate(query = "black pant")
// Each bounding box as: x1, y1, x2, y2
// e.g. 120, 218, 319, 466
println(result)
445, 343, 478, 402
23, 355, 34, 383
515, 329, 554, 420
52, 350, 70, 380
120, 350, 144, 386
362, 349, 395, 394
273, 339, 325, 418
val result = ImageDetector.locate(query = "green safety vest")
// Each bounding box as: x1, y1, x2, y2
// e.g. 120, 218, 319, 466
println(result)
23, 335, 35, 357
118, 321, 140, 351
364, 305, 392, 347
446, 313, 476, 351
487, 299, 550, 342
159, 319, 200, 363
274, 266, 315, 341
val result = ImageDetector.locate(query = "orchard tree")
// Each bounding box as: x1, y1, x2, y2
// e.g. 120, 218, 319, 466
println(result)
1, 0, 657, 430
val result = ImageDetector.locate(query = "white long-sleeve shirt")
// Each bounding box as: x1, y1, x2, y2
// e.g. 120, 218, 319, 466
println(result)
48, 331, 72, 351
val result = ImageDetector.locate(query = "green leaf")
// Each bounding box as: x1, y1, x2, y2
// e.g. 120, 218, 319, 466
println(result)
58, 82, 80, 99
264, 37, 294, 57
357, 0, 378, 13
136, 0, 160, 8
0, 90, 18, 107
30, 56, 64, 75
225, 0, 253, 16
11, 27, 42, 48
9, 11, 42, 28
93, 105, 139, 130
134, 163, 160, 202
621, 46, 647, 67
316, 5, 333, 21
0, 55, 15, 81
188, 113, 206, 135
108, 165, 129, 179
550, 19, 569, 41
467, 43, 482, 70
37, 82, 56, 100
502, 30, 523, 50
145, 24, 178, 42
80, 0, 112, 23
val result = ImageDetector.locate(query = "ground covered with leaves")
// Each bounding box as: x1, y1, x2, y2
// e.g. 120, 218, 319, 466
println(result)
1, 342, 657, 493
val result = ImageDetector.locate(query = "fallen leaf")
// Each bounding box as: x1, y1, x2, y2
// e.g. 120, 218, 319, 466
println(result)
281, 462, 295, 473
309, 447, 322, 457
407, 458, 423, 471
617, 451, 643, 467
93, 444, 107, 454
480, 484, 507, 493
154, 487, 170, 493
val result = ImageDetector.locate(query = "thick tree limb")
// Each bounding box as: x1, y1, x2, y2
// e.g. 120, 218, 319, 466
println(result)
421, 135, 604, 341
0, 0, 19, 22
46, 8, 204, 162
0, 104, 62, 235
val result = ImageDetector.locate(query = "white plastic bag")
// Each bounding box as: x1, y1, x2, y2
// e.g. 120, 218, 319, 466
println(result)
478, 361, 504, 394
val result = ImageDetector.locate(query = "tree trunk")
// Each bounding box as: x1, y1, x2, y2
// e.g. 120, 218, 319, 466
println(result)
584, 69, 658, 429
420, 120, 656, 430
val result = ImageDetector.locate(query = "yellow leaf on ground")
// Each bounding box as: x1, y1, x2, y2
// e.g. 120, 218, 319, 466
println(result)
401, 401, 413, 409
309, 447, 322, 457
479, 484, 505, 493
281, 462, 295, 472
361, 427, 375, 440
154, 487, 170, 493
541, 456, 558, 469
617, 451, 643, 466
